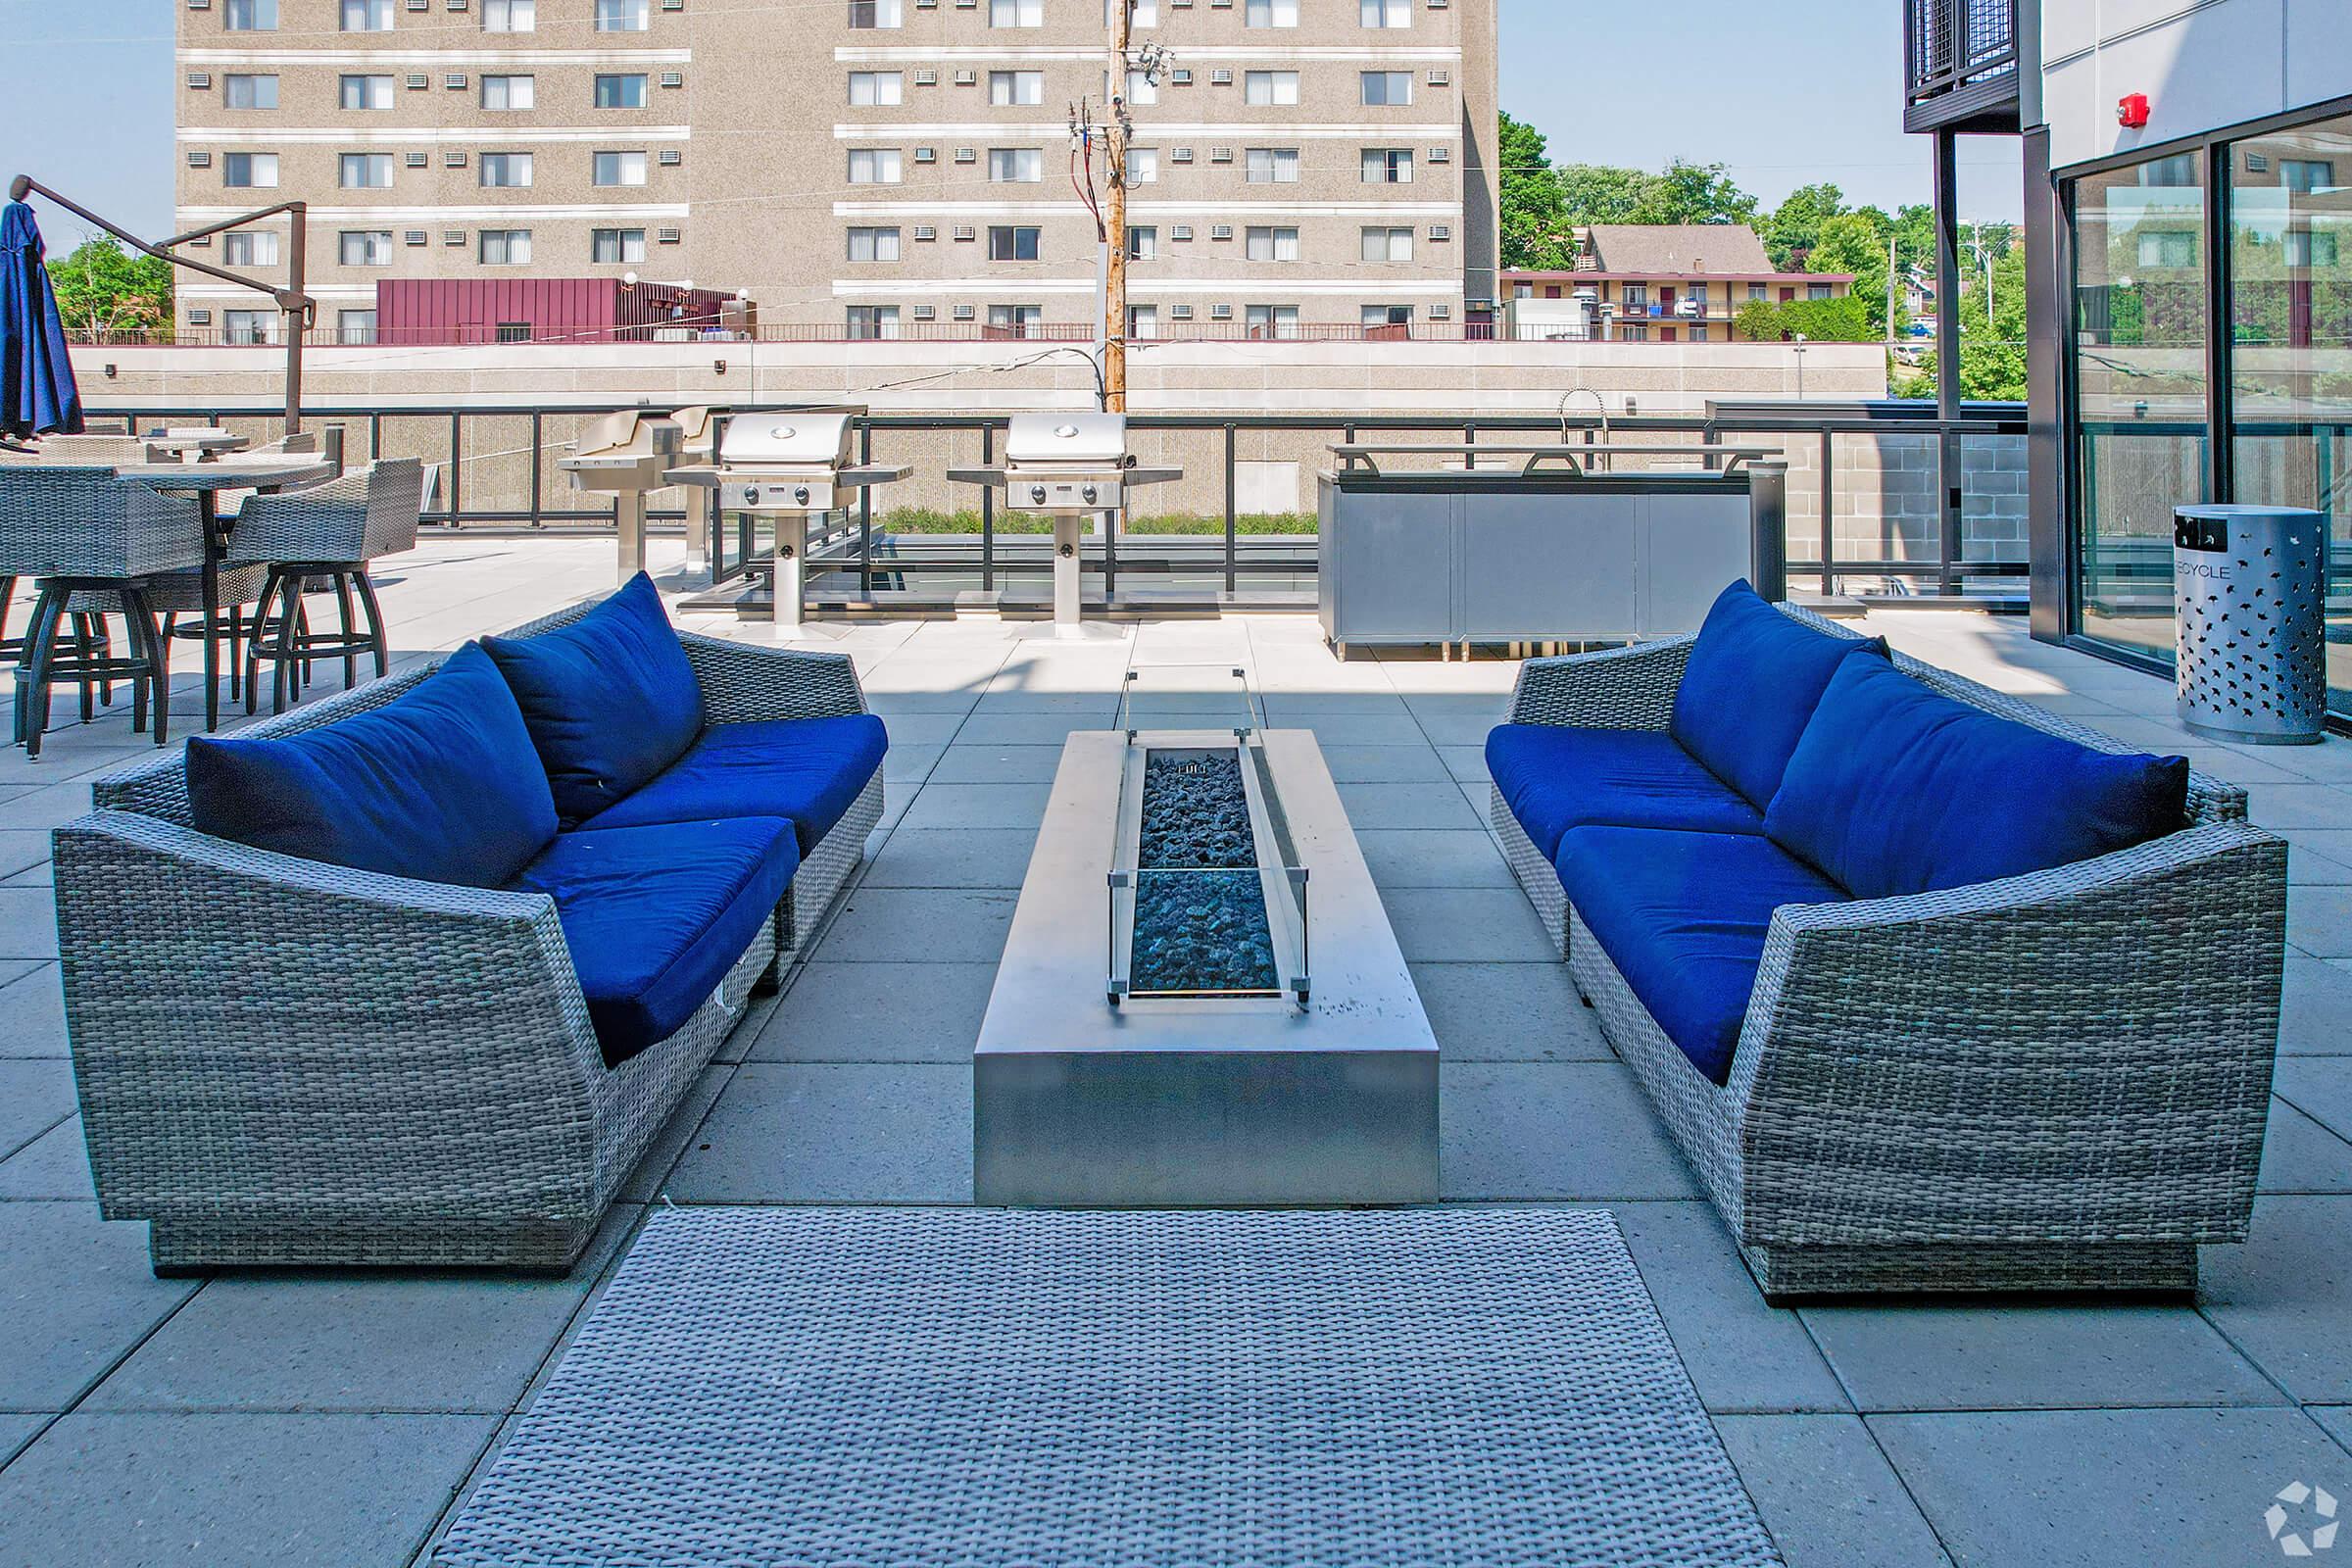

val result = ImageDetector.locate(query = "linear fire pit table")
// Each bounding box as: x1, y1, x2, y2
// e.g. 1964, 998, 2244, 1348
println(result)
975, 667, 1438, 1206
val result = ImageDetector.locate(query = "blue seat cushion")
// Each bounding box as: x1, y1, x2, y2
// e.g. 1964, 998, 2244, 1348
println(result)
1765, 656, 2191, 902
508, 816, 800, 1067
186, 642, 557, 889
1486, 723, 1763, 862
1668, 579, 1888, 808
1555, 825, 1848, 1086
481, 573, 706, 828
580, 713, 889, 855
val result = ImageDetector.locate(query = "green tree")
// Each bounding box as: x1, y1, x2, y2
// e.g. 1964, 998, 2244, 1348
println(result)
1897, 247, 2028, 401
1497, 112, 1577, 270
1764, 181, 1843, 270
1628, 159, 1758, 227
1554, 163, 1648, 228
1735, 292, 1876, 344
1807, 212, 1894, 335
46, 237, 174, 343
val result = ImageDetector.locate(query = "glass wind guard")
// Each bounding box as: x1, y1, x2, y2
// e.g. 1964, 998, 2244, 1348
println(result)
1114, 664, 1263, 737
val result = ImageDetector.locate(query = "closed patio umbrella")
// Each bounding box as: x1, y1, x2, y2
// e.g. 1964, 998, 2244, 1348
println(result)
1, 198, 84, 439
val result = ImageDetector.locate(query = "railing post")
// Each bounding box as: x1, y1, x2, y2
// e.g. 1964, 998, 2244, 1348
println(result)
1819, 429, 1836, 595
1224, 422, 1238, 597
858, 421, 873, 598
981, 421, 996, 593
1748, 460, 1789, 604
446, 411, 463, 527
528, 410, 544, 527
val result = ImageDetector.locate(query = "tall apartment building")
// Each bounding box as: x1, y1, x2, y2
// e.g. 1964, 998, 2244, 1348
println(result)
173, 0, 1499, 343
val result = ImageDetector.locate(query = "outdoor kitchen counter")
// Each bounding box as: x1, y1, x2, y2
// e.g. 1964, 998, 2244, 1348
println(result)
974, 727, 1438, 1206
1317, 451, 1786, 651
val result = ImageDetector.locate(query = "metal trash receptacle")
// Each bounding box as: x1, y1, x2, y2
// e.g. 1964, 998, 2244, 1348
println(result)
2174, 503, 2328, 746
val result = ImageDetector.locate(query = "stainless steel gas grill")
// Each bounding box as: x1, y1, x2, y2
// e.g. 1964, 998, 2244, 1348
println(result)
949, 414, 1182, 634
558, 410, 684, 584
667, 406, 719, 578
666, 409, 908, 636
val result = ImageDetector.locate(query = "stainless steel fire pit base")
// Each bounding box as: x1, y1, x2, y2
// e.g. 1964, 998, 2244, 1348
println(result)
975, 729, 1438, 1206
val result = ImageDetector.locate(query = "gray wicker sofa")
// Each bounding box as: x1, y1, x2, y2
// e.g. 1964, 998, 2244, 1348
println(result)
1491, 602, 2286, 1300
52, 597, 882, 1273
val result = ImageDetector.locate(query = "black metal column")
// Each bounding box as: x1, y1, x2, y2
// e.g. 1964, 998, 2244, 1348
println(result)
2021, 124, 2071, 643
1934, 127, 1966, 597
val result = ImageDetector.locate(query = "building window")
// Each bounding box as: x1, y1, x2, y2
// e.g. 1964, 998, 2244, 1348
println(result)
1362, 305, 1412, 327
2280, 158, 2337, 195
337, 309, 378, 345
1120, 0, 1159, 23
222, 309, 277, 344
989, 0, 1042, 24
2069, 149, 2209, 669
846, 305, 901, 338
989, 71, 1045, 106
1127, 303, 1158, 340
339, 153, 394, 189
988, 304, 1044, 336
479, 228, 533, 264
1126, 147, 1158, 183
849, 72, 904, 106
1246, 225, 1298, 262
222, 152, 278, 188
593, 150, 648, 186
1126, 70, 1157, 106
1622, 282, 1648, 308
1690, 323, 1710, 343
989, 147, 1043, 182
223, 0, 277, 28
1746, 282, 1766, 301
847, 225, 902, 262
594, 0, 650, 29
1246, 304, 1298, 338
494, 321, 533, 344
1806, 281, 1834, 301
989, 225, 1042, 262
482, 0, 535, 28
338, 230, 394, 266
1359, 72, 1412, 106
338, 74, 394, 110
479, 152, 534, 187
1244, 72, 1299, 107
848, 148, 903, 184
848, 0, 903, 25
1358, 225, 1411, 262
222, 74, 278, 110
592, 227, 647, 263
222, 230, 280, 268
1127, 225, 1156, 261
595, 74, 649, 109
1245, 0, 1298, 26
340, 0, 393, 30
1359, 0, 1409, 24
1246, 147, 1299, 184
480, 74, 535, 110
1361, 148, 1413, 183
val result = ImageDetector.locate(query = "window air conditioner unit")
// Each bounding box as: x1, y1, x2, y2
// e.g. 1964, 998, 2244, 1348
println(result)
1428, 146, 1450, 163
912, 304, 936, 320
1171, 146, 1194, 162
954, 147, 976, 163
1171, 224, 1194, 240
659, 148, 682, 165
445, 150, 468, 166
1210, 223, 1233, 240
915, 69, 938, 84
660, 72, 682, 87
954, 304, 976, 319
914, 146, 937, 163
186, 151, 212, 168
913, 224, 937, 240
445, 73, 468, 88
405, 151, 429, 167
1170, 303, 1194, 318
955, 70, 976, 85
1210, 304, 1233, 318
657, 226, 680, 243
405, 229, 428, 244
953, 225, 977, 241
407, 74, 429, 90
187, 72, 213, 89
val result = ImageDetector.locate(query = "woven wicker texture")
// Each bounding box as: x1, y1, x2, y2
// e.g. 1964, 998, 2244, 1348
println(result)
433, 1206, 1783, 1568
1494, 609, 2284, 1297
0, 466, 207, 579
226, 457, 422, 564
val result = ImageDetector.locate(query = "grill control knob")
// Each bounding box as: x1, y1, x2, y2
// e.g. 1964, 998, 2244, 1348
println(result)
1083, 484, 1100, 505
1030, 485, 1049, 505
794, 485, 810, 507
743, 486, 760, 507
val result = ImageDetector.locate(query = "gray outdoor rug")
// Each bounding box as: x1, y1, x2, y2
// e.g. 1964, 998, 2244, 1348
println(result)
434, 1206, 1782, 1567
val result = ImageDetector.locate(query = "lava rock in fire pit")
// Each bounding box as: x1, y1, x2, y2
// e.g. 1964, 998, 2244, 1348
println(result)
1129, 752, 1279, 994
1138, 753, 1256, 870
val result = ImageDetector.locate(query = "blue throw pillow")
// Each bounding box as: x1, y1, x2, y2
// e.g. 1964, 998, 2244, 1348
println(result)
1668, 580, 1888, 808
185, 642, 558, 889
1764, 656, 2191, 901
481, 573, 705, 827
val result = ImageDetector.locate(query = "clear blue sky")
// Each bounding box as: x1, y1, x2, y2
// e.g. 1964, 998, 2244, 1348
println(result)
0, 0, 2024, 245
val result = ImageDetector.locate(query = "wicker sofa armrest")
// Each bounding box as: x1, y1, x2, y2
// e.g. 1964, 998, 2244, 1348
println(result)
678, 630, 869, 724
1732, 821, 2287, 1249
52, 809, 612, 1223
1504, 637, 1695, 730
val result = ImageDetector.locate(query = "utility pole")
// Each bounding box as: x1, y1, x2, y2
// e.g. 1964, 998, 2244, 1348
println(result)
1103, 0, 1132, 413
1886, 232, 1898, 346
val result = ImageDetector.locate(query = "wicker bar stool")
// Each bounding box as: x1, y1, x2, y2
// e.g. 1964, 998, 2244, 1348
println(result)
0, 466, 206, 759
230, 458, 423, 714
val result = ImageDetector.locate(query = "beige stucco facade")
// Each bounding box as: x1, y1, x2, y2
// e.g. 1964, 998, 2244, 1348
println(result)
174, 0, 1499, 341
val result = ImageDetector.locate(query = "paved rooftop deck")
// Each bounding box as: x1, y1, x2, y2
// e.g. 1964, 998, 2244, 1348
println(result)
0, 537, 2348, 1566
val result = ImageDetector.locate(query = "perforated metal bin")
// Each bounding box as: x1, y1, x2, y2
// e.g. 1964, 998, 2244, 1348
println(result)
2173, 504, 2328, 746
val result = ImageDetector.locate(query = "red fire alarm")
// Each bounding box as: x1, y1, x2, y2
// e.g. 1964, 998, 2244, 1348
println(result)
2118, 92, 2151, 128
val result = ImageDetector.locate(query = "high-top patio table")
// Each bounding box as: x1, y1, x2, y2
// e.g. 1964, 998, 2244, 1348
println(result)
140, 428, 250, 465
113, 454, 337, 730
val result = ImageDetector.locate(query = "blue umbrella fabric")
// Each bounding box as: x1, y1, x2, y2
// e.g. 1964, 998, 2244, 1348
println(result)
1, 198, 85, 439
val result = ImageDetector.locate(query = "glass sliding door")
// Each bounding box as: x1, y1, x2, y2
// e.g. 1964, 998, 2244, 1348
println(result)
2227, 116, 2352, 715
2072, 151, 2210, 661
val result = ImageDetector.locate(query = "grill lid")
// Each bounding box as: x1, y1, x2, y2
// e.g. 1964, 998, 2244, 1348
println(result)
720, 412, 857, 469
1004, 413, 1129, 467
